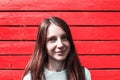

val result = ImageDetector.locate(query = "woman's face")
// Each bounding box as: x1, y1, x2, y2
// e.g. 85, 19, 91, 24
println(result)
46, 23, 70, 61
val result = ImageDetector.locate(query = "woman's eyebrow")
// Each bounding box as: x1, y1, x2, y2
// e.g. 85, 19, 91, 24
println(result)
47, 32, 66, 38
61, 33, 67, 36
46, 36, 55, 39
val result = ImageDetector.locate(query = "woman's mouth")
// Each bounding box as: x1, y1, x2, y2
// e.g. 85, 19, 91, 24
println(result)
55, 50, 66, 54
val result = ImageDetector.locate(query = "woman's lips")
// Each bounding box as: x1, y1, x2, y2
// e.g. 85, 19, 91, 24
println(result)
55, 50, 66, 54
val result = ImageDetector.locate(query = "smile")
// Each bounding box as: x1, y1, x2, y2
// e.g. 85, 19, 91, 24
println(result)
55, 50, 66, 54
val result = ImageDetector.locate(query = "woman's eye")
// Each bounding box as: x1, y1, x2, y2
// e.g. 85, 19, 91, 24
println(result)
62, 35, 68, 40
48, 37, 56, 42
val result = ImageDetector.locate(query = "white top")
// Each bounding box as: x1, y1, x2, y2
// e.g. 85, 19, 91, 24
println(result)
23, 67, 91, 80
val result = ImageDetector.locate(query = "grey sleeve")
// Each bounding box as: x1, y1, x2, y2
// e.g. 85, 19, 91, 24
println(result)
84, 67, 92, 80
23, 72, 32, 80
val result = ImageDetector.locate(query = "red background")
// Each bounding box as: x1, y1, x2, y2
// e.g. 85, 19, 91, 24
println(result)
0, 0, 120, 80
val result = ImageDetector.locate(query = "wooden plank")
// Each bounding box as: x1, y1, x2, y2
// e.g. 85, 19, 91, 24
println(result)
0, 56, 119, 69
0, 56, 30, 69
71, 27, 120, 40
0, 70, 24, 80
0, 0, 120, 10
91, 70, 120, 80
0, 70, 119, 80
75, 41, 120, 54
0, 41, 120, 54
0, 27, 37, 40
79, 56, 120, 68
1, 27, 120, 40
0, 12, 120, 25
0, 41, 34, 54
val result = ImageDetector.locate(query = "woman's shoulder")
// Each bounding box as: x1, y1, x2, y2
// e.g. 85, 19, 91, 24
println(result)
23, 72, 32, 80
84, 67, 91, 80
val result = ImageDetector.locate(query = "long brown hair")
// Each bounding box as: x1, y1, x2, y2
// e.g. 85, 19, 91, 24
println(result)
22, 17, 85, 80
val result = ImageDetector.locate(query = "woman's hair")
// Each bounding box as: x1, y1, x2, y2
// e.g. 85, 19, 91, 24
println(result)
22, 17, 85, 80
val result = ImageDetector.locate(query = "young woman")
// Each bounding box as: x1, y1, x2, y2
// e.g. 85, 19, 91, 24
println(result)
22, 17, 91, 80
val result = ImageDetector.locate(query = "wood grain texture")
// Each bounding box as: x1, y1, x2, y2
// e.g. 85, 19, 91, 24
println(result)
0, 41, 34, 54
0, 56, 119, 69
0, 0, 120, 10
75, 41, 120, 54
0, 0, 120, 79
0, 12, 120, 25
0, 41, 120, 54
1, 27, 120, 40
0, 56, 30, 69
0, 70, 23, 80
79, 56, 120, 69
91, 70, 120, 80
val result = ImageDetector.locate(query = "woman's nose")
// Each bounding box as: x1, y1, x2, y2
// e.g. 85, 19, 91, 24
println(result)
56, 40, 64, 49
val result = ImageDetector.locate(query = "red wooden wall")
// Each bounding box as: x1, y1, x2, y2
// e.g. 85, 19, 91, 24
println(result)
0, 0, 120, 80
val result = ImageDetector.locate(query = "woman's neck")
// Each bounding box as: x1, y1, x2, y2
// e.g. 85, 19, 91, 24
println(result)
46, 59, 65, 72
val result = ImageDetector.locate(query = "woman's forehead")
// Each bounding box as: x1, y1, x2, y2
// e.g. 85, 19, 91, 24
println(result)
46, 23, 66, 37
